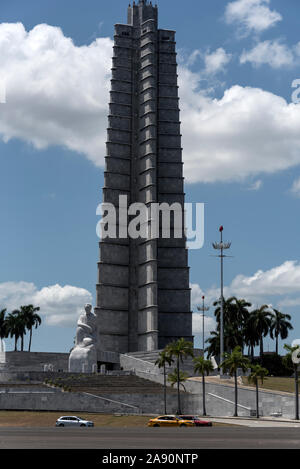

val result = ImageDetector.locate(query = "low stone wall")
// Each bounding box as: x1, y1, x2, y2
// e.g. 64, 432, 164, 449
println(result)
131, 369, 296, 418
0, 386, 140, 414
0, 352, 69, 372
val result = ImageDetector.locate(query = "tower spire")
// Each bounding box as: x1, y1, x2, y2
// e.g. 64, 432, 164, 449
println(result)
128, 0, 157, 26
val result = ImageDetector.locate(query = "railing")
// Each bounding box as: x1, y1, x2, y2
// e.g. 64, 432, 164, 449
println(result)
120, 353, 156, 366
82, 392, 140, 413
207, 392, 251, 411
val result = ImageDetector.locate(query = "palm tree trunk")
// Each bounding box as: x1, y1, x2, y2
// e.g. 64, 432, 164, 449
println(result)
260, 335, 263, 362
234, 370, 238, 417
163, 363, 167, 414
21, 334, 24, 352
14, 336, 17, 352
177, 357, 181, 415
28, 329, 32, 352
275, 335, 278, 355
256, 379, 259, 418
202, 374, 206, 416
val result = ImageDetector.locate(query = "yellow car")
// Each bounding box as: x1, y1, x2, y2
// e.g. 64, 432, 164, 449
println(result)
147, 415, 195, 427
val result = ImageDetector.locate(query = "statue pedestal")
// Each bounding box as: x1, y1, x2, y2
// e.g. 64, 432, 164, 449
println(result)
69, 344, 97, 373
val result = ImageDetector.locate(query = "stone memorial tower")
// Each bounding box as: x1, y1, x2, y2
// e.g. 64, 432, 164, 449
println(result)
95, 0, 193, 356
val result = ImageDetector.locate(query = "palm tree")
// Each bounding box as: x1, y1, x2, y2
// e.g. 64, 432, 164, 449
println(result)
11, 309, 28, 351
252, 305, 272, 362
220, 346, 250, 417
167, 369, 189, 392
247, 364, 268, 418
193, 356, 214, 416
212, 297, 251, 355
205, 325, 244, 360
243, 311, 259, 361
5, 311, 26, 351
0, 309, 7, 342
19, 305, 41, 352
213, 296, 237, 330
233, 298, 252, 353
155, 350, 174, 414
205, 331, 220, 358
165, 338, 194, 414
270, 309, 293, 355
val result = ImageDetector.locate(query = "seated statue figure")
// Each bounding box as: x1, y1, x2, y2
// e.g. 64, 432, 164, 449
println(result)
68, 303, 97, 373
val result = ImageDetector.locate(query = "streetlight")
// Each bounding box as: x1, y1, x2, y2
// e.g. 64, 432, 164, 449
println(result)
212, 225, 231, 375
197, 295, 209, 357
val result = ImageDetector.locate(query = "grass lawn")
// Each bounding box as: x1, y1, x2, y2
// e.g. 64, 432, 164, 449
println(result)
0, 411, 231, 427
242, 376, 297, 394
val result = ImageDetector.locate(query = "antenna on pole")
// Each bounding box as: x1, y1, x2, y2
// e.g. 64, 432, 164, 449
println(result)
212, 225, 232, 377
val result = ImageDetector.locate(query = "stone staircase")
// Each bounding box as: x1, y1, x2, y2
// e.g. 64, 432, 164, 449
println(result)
121, 349, 204, 377
47, 374, 179, 396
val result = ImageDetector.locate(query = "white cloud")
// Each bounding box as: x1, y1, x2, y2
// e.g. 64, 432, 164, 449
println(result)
191, 284, 217, 335
192, 261, 300, 312
204, 48, 232, 75
290, 177, 300, 197
225, 0, 282, 35
247, 179, 263, 191
179, 76, 300, 183
278, 297, 300, 309
229, 261, 300, 297
0, 22, 112, 166
0, 281, 92, 326
240, 39, 295, 68
191, 283, 205, 307
2, 22, 300, 185
193, 313, 216, 334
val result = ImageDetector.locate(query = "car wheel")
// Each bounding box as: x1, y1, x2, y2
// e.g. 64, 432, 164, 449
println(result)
58, 423, 64, 427
180, 424, 187, 427
153, 424, 160, 427
80, 424, 86, 427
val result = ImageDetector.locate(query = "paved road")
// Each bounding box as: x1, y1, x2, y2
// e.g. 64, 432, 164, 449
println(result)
1, 426, 300, 449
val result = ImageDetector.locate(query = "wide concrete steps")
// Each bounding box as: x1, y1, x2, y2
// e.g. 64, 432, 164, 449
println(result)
49, 374, 179, 396
122, 349, 204, 376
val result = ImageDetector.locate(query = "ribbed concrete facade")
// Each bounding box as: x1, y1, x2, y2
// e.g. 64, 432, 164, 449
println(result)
95, 0, 193, 355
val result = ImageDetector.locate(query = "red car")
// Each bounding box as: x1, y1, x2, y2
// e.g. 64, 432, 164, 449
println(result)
178, 415, 212, 427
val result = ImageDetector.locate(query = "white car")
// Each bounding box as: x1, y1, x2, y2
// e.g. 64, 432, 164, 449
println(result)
55, 416, 94, 427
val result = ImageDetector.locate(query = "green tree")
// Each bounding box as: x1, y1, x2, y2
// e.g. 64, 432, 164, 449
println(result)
243, 311, 259, 361
252, 305, 272, 362
205, 331, 220, 358
270, 309, 293, 355
211, 297, 251, 356
167, 369, 189, 392
247, 364, 268, 418
193, 356, 214, 416
155, 350, 174, 414
11, 309, 28, 351
5, 311, 26, 351
19, 305, 41, 352
220, 346, 250, 417
165, 338, 194, 414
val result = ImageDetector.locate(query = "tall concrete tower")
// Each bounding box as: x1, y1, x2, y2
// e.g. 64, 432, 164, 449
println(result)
95, 0, 193, 357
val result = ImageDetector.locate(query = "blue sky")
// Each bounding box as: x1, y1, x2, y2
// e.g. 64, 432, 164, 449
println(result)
0, 0, 300, 354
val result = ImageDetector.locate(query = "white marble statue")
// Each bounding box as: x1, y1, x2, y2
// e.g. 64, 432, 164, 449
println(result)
68, 303, 97, 373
